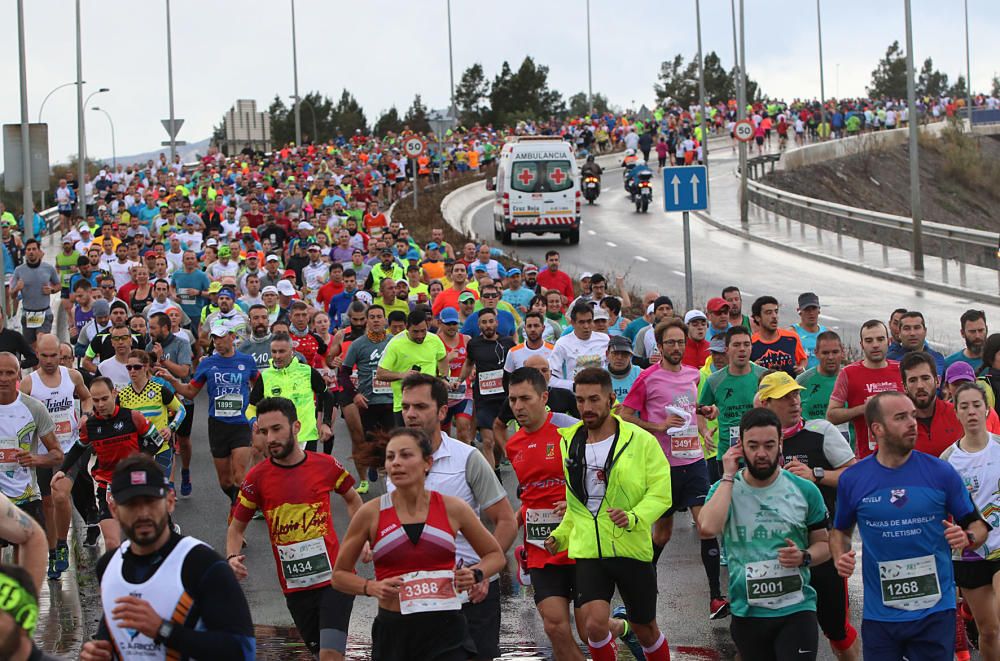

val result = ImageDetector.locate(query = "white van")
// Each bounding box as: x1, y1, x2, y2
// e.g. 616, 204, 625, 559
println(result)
488, 137, 581, 245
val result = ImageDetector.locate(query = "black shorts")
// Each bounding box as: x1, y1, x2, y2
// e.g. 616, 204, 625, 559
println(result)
664, 459, 710, 517
39, 462, 82, 498
0, 500, 45, 548
810, 559, 850, 643
207, 417, 252, 459
96, 486, 113, 521
954, 559, 1000, 589
360, 403, 395, 437
336, 389, 354, 408
575, 557, 658, 624
474, 398, 503, 430
60, 286, 71, 300
529, 564, 581, 607
371, 607, 468, 661
175, 401, 195, 437
755, 136, 764, 146
284, 585, 354, 655
461, 579, 501, 659
731, 610, 819, 661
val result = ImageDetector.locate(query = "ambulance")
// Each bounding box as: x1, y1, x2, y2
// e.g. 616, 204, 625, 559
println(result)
488, 136, 581, 245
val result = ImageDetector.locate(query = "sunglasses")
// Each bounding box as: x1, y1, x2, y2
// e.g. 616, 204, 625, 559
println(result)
481, 293, 499, 299
125, 364, 145, 371
110, 335, 131, 342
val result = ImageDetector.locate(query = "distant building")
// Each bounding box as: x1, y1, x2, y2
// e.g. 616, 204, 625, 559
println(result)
218, 100, 271, 155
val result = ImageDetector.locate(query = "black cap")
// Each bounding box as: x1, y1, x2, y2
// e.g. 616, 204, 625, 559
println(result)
653, 295, 674, 310
607, 335, 634, 354
110, 463, 170, 504
797, 292, 820, 309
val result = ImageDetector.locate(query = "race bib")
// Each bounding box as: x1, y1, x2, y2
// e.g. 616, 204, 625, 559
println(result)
525, 508, 561, 549
729, 427, 740, 445
24, 311, 45, 329
179, 296, 195, 306
447, 377, 467, 402
879, 555, 941, 611
0, 439, 18, 473
478, 369, 504, 396
745, 559, 805, 609
213, 394, 243, 418
398, 570, 461, 615
372, 378, 392, 395
277, 537, 332, 590
669, 427, 702, 460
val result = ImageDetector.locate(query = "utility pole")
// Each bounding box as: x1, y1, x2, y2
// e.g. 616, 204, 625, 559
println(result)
291, 0, 301, 145
904, 0, 924, 274
447, 0, 456, 115
166, 0, 177, 162
75, 0, 86, 219
17, 0, 33, 261
695, 0, 710, 208
964, 0, 974, 131
738, 0, 748, 226
816, 0, 827, 138
586, 0, 593, 113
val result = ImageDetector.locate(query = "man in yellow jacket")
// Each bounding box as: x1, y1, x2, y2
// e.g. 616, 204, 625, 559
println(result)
543, 367, 672, 661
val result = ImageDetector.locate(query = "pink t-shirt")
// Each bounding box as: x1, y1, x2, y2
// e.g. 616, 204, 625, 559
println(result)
622, 363, 702, 466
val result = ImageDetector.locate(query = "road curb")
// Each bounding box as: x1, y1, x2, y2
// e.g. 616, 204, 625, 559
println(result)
692, 209, 1000, 306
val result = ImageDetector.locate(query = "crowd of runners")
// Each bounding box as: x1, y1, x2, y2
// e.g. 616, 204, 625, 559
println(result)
0, 97, 995, 661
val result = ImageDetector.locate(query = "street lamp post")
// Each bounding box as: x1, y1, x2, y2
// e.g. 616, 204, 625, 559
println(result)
291, 0, 302, 145
964, 0, 973, 130
816, 0, 827, 138
166, 0, 177, 162
695, 0, 710, 208
16, 0, 33, 260
737, 0, 748, 226
75, 0, 85, 218
904, 0, 924, 274
586, 0, 593, 113
447, 0, 456, 115
290, 95, 318, 142
37, 81, 83, 211
91, 107, 116, 169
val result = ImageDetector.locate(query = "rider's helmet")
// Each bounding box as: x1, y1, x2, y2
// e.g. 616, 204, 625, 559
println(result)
586, 155, 595, 163
624, 148, 635, 157
636, 159, 646, 166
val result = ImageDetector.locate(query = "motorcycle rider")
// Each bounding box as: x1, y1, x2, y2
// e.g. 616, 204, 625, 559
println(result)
626, 159, 653, 198
581, 155, 603, 204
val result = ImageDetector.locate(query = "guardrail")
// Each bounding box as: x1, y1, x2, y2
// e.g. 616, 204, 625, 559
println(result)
746, 177, 999, 270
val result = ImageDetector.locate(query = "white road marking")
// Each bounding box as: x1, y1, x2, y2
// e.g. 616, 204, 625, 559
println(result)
606, 241, 617, 247
587, 230, 597, 236
635, 256, 648, 262
671, 270, 686, 277
602, 187, 610, 192
819, 313, 843, 322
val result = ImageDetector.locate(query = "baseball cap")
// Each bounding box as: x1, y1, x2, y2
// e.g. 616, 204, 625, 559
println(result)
78, 222, 91, 232
93, 299, 110, 318
109, 462, 170, 504
426, 242, 439, 251
438, 307, 460, 324
798, 292, 820, 310
458, 292, 476, 303
354, 290, 373, 306
709, 336, 727, 353
276, 280, 297, 296
209, 322, 234, 337
580, 272, 593, 280
380, 247, 393, 256
265, 254, 281, 263
706, 297, 730, 313
207, 282, 222, 294
298, 221, 314, 231
283, 269, 297, 279
218, 246, 231, 258
261, 285, 279, 295
205, 238, 219, 248
593, 306, 609, 321
405, 249, 421, 261
684, 310, 707, 324
507, 268, 522, 276
307, 244, 321, 251
523, 264, 538, 275
62, 235, 73, 244
757, 371, 805, 400
472, 264, 487, 273
944, 361, 976, 384
608, 335, 633, 354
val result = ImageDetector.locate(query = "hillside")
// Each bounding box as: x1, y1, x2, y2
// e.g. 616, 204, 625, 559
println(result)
762, 129, 1000, 233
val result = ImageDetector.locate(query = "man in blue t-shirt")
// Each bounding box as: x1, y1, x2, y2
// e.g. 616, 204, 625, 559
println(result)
831, 391, 988, 661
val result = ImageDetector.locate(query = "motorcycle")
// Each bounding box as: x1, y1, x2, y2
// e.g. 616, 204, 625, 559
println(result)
633, 171, 653, 213
583, 175, 600, 204
622, 162, 636, 189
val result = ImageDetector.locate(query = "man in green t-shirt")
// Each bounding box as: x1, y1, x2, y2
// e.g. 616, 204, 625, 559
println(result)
698, 326, 767, 457
796, 330, 855, 449
375, 309, 448, 419
56, 237, 80, 320
700, 407, 830, 661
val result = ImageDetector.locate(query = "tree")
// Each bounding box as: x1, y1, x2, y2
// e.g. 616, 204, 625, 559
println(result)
403, 94, 431, 133
702, 51, 732, 103
917, 57, 949, 98
332, 89, 368, 136
489, 57, 564, 126
454, 63, 490, 125
654, 55, 694, 105
268, 94, 294, 146
656, 52, 761, 106
947, 75, 969, 101
373, 107, 404, 137
868, 41, 908, 99
566, 92, 610, 116
992, 75, 1000, 98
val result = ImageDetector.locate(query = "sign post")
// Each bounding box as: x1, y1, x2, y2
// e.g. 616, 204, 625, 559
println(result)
663, 165, 709, 311
404, 137, 425, 211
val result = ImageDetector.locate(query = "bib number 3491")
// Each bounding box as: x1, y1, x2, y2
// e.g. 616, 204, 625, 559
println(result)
398, 570, 461, 615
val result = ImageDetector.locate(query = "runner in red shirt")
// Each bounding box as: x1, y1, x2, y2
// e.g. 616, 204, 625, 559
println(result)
828, 320, 904, 458
227, 396, 361, 661
536, 250, 575, 304
900, 351, 963, 457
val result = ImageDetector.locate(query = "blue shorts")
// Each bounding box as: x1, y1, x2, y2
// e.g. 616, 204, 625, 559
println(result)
664, 459, 710, 517
442, 398, 473, 427
861, 609, 955, 661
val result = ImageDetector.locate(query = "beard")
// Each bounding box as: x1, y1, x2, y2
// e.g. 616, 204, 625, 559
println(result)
122, 513, 169, 547
269, 434, 297, 460
747, 456, 780, 481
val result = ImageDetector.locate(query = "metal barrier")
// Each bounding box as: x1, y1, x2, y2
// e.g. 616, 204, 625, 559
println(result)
746, 177, 999, 270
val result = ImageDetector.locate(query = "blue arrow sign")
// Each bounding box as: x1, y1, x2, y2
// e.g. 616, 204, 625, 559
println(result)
663, 165, 708, 212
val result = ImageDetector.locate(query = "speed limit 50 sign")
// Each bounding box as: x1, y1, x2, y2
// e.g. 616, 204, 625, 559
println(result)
403, 137, 425, 158
733, 119, 755, 143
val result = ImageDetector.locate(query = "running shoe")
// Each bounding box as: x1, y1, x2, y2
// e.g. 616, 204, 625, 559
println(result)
54, 543, 70, 573
611, 605, 646, 660
180, 469, 192, 497
367, 466, 378, 483
356, 480, 370, 495
960, 599, 979, 650
515, 545, 530, 586
709, 597, 731, 620
956, 605, 972, 660
84, 524, 100, 547
46, 551, 59, 581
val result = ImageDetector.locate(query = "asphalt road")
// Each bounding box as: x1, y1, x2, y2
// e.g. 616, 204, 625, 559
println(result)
168, 388, 868, 661
470, 147, 1000, 354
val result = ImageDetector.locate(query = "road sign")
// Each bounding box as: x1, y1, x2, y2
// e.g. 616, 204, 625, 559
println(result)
161, 118, 185, 139
2, 124, 50, 192
733, 119, 754, 143
161, 141, 187, 147
403, 137, 425, 158
663, 165, 708, 213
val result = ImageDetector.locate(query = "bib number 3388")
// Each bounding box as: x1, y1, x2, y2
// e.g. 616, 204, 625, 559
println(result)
398, 570, 461, 615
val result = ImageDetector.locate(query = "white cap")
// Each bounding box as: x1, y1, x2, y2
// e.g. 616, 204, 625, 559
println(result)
593, 306, 610, 321
683, 310, 707, 324
276, 280, 297, 296
297, 221, 314, 231
354, 291, 374, 306
579, 272, 593, 280
261, 285, 279, 295
205, 238, 218, 247
265, 254, 280, 263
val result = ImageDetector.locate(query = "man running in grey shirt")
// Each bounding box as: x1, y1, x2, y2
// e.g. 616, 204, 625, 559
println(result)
10, 239, 60, 347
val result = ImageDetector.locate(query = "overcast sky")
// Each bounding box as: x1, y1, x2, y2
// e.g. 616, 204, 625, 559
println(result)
1, 0, 996, 171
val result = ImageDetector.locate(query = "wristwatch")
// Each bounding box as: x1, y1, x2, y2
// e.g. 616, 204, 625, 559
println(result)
799, 550, 812, 568
155, 619, 174, 645
472, 568, 484, 584
812, 467, 825, 483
